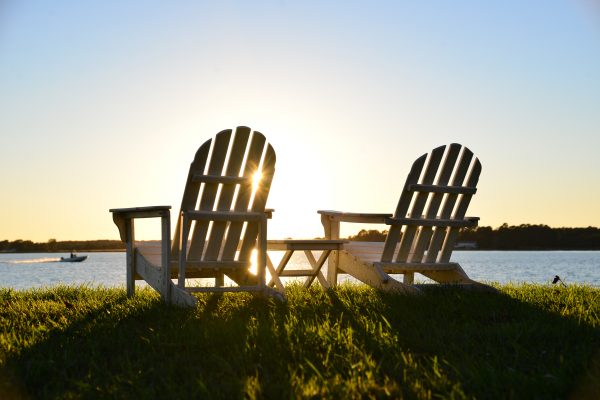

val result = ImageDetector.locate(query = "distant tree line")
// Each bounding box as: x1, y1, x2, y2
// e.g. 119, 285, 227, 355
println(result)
347, 224, 600, 250
0, 239, 125, 253
3, 223, 600, 252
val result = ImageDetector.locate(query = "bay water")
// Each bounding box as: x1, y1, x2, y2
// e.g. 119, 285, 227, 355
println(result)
1, 251, 598, 290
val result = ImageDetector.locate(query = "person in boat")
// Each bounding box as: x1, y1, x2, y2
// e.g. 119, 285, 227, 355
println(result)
70, 251, 75, 258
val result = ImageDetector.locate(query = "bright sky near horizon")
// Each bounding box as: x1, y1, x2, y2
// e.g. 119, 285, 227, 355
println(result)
1, 1, 599, 242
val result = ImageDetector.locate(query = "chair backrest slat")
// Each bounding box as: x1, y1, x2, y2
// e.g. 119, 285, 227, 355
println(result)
425, 147, 475, 262
171, 127, 275, 267
204, 127, 251, 261
222, 131, 275, 262
188, 130, 233, 260
239, 144, 276, 260
381, 143, 481, 265
171, 142, 211, 261
394, 145, 446, 263
438, 158, 481, 262
381, 154, 426, 262
410, 144, 461, 263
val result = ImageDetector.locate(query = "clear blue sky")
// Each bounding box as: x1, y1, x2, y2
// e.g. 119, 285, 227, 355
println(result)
1, 1, 599, 241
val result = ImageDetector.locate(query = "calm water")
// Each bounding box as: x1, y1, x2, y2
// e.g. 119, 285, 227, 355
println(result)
0, 251, 599, 290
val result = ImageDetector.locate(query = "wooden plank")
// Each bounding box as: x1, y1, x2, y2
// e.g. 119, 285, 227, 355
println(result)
191, 174, 251, 184
279, 269, 318, 277
125, 219, 135, 296
183, 260, 251, 269
240, 135, 276, 260
171, 139, 211, 262
161, 213, 171, 302
425, 146, 475, 263
320, 212, 341, 286
188, 129, 232, 260
385, 217, 478, 228
109, 205, 171, 215
266, 254, 285, 291
336, 251, 421, 294
394, 145, 446, 263
439, 157, 481, 262
135, 251, 164, 293
267, 239, 346, 251
407, 184, 476, 195
374, 261, 460, 271
418, 264, 474, 284
303, 249, 330, 288
317, 210, 392, 223
110, 206, 171, 242
257, 215, 268, 288
381, 153, 427, 262
401, 145, 451, 264
408, 143, 461, 264
178, 213, 189, 288
186, 210, 265, 222
205, 127, 251, 261
222, 130, 267, 261
169, 285, 197, 307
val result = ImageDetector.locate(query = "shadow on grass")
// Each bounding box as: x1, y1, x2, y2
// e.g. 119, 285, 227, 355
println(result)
367, 285, 600, 399
1, 284, 599, 399
2, 290, 275, 399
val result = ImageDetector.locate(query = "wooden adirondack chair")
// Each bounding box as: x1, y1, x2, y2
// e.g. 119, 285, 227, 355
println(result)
319, 143, 485, 293
110, 126, 279, 306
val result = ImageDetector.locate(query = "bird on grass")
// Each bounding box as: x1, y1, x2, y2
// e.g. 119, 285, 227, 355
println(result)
552, 275, 567, 287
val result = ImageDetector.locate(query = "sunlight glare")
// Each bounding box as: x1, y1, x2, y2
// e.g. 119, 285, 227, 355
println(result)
249, 248, 258, 275
252, 171, 262, 191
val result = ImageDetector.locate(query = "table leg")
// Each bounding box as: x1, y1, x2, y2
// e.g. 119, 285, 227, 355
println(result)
304, 250, 331, 289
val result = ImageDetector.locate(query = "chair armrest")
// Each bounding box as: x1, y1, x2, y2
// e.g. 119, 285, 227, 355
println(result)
109, 206, 171, 242
465, 216, 479, 227
110, 205, 171, 219
318, 210, 392, 224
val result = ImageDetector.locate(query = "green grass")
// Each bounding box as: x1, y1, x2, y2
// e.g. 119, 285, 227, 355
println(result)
0, 283, 598, 399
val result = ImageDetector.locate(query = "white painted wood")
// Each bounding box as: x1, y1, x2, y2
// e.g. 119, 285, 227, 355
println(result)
336, 251, 420, 294
303, 249, 331, 288
161, 213, 171, 302
385, 217, 478, 228
109, 127, 281, 306
266, 255, 285, 291
191, 174, 251, 184
265, 240, 344, 290
125, 219, 135, 297
317, 144, 487, 292
317, 210, 392, 223
407, 184, 477, 195
320, 212, 342, 286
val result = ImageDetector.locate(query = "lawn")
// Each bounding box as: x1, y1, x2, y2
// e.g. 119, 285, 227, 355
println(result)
0, 283, 598, 399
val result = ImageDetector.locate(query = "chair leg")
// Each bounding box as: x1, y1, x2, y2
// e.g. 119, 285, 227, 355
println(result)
125, 219, 135, 297
321, 214, 340, 287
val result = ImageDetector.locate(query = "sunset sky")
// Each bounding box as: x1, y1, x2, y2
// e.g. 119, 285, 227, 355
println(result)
1, 1, 599, 242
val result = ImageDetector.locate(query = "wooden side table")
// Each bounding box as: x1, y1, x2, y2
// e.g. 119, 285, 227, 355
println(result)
266, 239, 347, 291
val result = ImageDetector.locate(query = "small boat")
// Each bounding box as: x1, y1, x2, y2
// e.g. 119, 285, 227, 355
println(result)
60, 254, 88, 262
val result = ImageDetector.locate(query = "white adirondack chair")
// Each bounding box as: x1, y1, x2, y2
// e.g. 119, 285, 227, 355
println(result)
110, 127, 279, 306
319, 143, 485, 293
